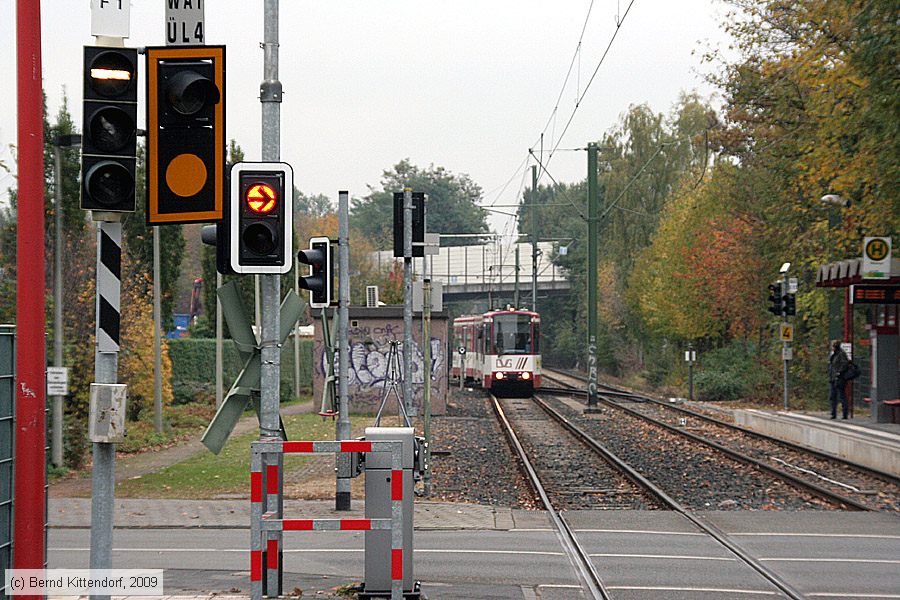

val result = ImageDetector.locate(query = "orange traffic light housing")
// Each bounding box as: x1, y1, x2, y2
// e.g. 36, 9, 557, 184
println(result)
146, 45, 225, 224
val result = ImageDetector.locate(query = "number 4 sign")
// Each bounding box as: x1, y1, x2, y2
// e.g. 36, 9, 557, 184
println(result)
166, 0, 205, 46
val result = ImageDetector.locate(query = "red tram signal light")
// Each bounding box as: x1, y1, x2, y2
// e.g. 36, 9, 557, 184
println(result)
246, 183, 277, 214
229, 162, 293, 274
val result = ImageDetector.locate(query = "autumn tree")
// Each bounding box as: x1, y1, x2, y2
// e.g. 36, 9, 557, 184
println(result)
352, 160, 489, 250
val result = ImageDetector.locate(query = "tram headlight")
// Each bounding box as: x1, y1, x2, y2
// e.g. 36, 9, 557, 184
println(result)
522, 372, 531, 380
494, 372, 504, 380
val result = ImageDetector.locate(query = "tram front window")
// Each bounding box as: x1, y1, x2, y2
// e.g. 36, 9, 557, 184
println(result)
492, 315, 532, 355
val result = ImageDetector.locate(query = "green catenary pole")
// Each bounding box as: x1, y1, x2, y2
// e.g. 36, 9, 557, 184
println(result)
587, 143, 599, 408
531, 165, 538, 312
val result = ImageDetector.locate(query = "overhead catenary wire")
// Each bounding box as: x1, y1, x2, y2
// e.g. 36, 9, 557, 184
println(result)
487, 0, 638, 237
537, 0, 638, 187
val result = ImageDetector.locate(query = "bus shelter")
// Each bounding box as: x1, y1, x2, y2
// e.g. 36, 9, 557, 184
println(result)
816, 257, 899, 423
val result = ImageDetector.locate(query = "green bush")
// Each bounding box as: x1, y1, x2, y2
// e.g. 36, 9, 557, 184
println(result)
168, 337, 314, 404
694, 340, 771, 401
694, 370, 746, 401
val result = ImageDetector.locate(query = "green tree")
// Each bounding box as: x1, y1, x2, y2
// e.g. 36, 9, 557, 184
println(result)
351, 159, 489, 249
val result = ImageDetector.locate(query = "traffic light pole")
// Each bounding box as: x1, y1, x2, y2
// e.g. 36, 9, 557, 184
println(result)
336, 191, 352, 510
403, 187, 414, 416
90, 220, 122, 600
782, 274, 790, 411
260, 0, 284, 595
586, 143, 599, 409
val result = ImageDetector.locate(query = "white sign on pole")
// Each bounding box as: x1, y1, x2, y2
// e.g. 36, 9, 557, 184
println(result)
91, 0, 131, 38
862, 236, 892, 280
423, 233, 440, 256
412, 281, 443, 312
47, 366, 69, 396
788, 277, 798, 294
166, 0, 205, 45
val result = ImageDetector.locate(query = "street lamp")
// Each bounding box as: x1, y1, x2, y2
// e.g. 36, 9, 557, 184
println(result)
821, 194, 851, 208
51, 131, 81, 468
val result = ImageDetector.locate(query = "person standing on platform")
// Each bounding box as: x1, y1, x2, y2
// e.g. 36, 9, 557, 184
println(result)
828, 339, 850, 420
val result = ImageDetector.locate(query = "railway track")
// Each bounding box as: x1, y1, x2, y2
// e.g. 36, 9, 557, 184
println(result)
542, 369, 900, 512
490, 391, 808, 600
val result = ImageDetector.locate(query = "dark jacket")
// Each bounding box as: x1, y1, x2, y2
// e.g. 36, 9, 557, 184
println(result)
829, 348, 849, 383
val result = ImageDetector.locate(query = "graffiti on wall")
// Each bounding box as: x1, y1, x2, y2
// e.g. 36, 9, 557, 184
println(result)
318, 332, 446, 390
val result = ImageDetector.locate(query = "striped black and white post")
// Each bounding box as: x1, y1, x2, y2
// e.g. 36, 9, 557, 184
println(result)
90, 220, 121, 598
95, 222, 121, 353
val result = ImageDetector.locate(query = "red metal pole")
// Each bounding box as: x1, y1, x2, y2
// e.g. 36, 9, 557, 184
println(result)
14, 0, 46, 586
844, 287, 853, 418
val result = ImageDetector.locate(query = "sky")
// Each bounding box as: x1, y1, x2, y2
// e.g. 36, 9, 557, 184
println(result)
1, 1, 734, 237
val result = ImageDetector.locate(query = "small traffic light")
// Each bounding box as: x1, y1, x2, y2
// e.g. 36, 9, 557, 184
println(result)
81, 46, 138, 213
229, 162, 293, 274
297, 237, 332, 309
146, 45, 225, 224
783, 293, 796, 316
767, 283, 783, 316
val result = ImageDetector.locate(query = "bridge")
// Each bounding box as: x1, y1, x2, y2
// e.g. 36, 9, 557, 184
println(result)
373, 239, 571, 312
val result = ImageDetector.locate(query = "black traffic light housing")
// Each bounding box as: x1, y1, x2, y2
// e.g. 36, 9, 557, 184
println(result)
199, 168, 234, 276
146, 45, 225, 224
81, 46, 138, 213
297, 237, 333, 309
229, 162, 293, 275
767, 283, 784, 316
393, 191, 425, 257
783, 293, 796, 316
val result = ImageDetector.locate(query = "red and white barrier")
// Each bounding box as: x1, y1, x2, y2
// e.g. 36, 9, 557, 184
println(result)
250, 438, 406, 600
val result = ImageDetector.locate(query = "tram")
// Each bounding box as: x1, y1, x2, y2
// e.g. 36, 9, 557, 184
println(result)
451, 307, 541, 396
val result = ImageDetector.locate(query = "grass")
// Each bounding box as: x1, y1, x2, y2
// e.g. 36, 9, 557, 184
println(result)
115, 410, 369, 499
116, 402, 218, 455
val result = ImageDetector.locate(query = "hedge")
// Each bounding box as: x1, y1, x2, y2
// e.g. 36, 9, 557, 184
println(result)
167, 337, 314, 404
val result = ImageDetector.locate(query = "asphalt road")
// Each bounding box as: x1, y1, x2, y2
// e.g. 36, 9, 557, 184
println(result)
49, 511, 900, 600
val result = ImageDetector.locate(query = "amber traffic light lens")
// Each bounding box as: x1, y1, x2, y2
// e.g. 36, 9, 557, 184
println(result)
246, 183, 277, 214
89, 51, 135, 97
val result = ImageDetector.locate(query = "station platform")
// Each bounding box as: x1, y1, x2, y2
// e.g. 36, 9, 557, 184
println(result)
732, 408, 900, 476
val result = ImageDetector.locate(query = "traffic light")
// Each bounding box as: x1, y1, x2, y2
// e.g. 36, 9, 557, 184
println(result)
229, 162, 293, 274
297, 237, 332, 309
393, 191, 425, 257
81, 46, 138, 213
146, 45, 225, 224
767, 283, 783, 316
783, 293, 796, 316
